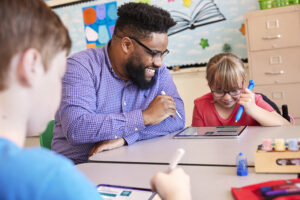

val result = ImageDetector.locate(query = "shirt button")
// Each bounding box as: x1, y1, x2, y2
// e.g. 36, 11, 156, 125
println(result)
135, 128, 138, 131
114, 135, 118, 139
124, 101, 127, 106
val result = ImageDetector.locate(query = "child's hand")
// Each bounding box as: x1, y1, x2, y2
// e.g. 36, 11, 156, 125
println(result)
238, 88, 257, 116
150, 168, 191, 200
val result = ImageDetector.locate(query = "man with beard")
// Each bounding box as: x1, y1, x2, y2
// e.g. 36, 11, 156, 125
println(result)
52, 2, 185, 164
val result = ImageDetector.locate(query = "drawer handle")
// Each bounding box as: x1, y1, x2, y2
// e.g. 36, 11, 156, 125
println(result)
266, 19, 279, 29
262, 34, 281, 40
265, 70, 284, 75
270, 55, 282, 64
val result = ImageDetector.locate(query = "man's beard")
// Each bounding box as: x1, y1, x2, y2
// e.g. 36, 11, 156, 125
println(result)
125, 57, 157, 90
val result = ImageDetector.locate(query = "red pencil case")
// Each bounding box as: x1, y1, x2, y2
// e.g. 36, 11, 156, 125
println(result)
232, 178, 300, 200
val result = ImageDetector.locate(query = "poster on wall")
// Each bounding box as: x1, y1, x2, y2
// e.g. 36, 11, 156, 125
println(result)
53, 0, 260, 67
168, 0, 225, 36
45, 0, 83, 7
82, 2, 117, 49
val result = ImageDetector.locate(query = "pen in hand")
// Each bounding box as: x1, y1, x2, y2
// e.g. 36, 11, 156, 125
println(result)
168, 148, 185, 172
161, 90, 183, 120
235, 80, 255, 123
151, 148, 185, 198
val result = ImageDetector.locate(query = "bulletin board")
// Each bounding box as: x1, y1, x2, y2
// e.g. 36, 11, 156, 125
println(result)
52, 0, 260, 67
82, 1, 117, 48
45, 0, 84, 7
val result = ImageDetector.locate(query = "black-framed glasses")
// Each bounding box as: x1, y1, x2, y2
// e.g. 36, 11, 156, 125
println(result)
211, 89, 242, 98
128, 37, 169, 61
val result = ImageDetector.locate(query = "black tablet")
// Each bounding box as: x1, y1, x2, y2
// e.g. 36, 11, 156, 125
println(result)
173, 126, 247, 139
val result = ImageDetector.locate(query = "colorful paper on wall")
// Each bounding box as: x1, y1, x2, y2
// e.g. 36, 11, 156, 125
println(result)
54, 0, 259, 66
82, 1, 117, 49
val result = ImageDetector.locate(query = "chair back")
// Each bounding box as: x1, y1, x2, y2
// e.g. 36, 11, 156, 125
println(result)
282, 104, 291, 122
257, 93, 291, 122
257, 93, 281, 115
39, 120, 55, 149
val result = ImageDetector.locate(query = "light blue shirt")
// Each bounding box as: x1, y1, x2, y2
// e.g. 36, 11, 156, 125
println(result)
0, 138, 101, 200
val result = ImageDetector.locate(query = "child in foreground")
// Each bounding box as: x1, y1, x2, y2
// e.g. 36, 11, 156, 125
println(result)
0, 0, 191, 199
192, 53, 290, 127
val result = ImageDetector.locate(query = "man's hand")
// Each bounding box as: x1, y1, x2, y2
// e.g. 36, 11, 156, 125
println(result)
142, 94, 177, 125
88, 138, 126, 157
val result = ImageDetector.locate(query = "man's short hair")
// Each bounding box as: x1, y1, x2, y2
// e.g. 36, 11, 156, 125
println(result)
0, 0, 71, 90
114, 2, 176, 39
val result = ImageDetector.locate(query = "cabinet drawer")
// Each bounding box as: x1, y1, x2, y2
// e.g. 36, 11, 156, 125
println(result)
246, 11, 300, 51
249, 47, 300, 85
254, 83, 300, 118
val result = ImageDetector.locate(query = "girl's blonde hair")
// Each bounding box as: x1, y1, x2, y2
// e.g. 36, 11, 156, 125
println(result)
206, 53, 246, 91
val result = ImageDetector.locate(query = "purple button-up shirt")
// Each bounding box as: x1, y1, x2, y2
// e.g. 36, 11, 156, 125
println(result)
52, 43, 185, 163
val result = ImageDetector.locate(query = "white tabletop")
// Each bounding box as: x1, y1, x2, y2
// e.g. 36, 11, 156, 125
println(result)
89, 126, 300, 166
77, 163, 297, 200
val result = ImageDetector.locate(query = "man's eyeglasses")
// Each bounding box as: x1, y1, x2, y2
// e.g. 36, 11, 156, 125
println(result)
211, 89, 242, 98
128, 37, 169, 61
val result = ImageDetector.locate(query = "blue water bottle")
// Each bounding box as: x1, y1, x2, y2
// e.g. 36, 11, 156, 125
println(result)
236, 152, 248, 176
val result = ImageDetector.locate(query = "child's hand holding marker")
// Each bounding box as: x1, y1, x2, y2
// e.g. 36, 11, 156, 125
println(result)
235, 80, 255, 122
168, 148, 185, 172
150, 149, 192, 200
237, 82, 256, 117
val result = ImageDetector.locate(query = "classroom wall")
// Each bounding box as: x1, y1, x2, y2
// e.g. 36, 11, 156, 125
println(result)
171, 68, 209, 126
53, 0, 260, 66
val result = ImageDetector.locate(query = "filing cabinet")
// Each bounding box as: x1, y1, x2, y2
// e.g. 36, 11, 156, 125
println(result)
245, 5, 300, 124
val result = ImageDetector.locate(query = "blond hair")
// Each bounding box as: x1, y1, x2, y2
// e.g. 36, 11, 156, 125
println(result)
206, 53, 245, 91
0, 0, 71, 90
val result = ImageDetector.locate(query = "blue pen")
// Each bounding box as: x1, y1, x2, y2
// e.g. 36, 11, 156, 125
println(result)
235, 80, 255, 123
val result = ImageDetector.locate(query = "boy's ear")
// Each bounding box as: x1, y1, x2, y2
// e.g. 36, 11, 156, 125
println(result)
16, 49, 43, 87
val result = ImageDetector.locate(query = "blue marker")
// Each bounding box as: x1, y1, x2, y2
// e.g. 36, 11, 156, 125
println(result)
235, 80, 255, 123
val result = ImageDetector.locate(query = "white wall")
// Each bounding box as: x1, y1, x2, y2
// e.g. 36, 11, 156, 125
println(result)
170, 67, 210, 127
